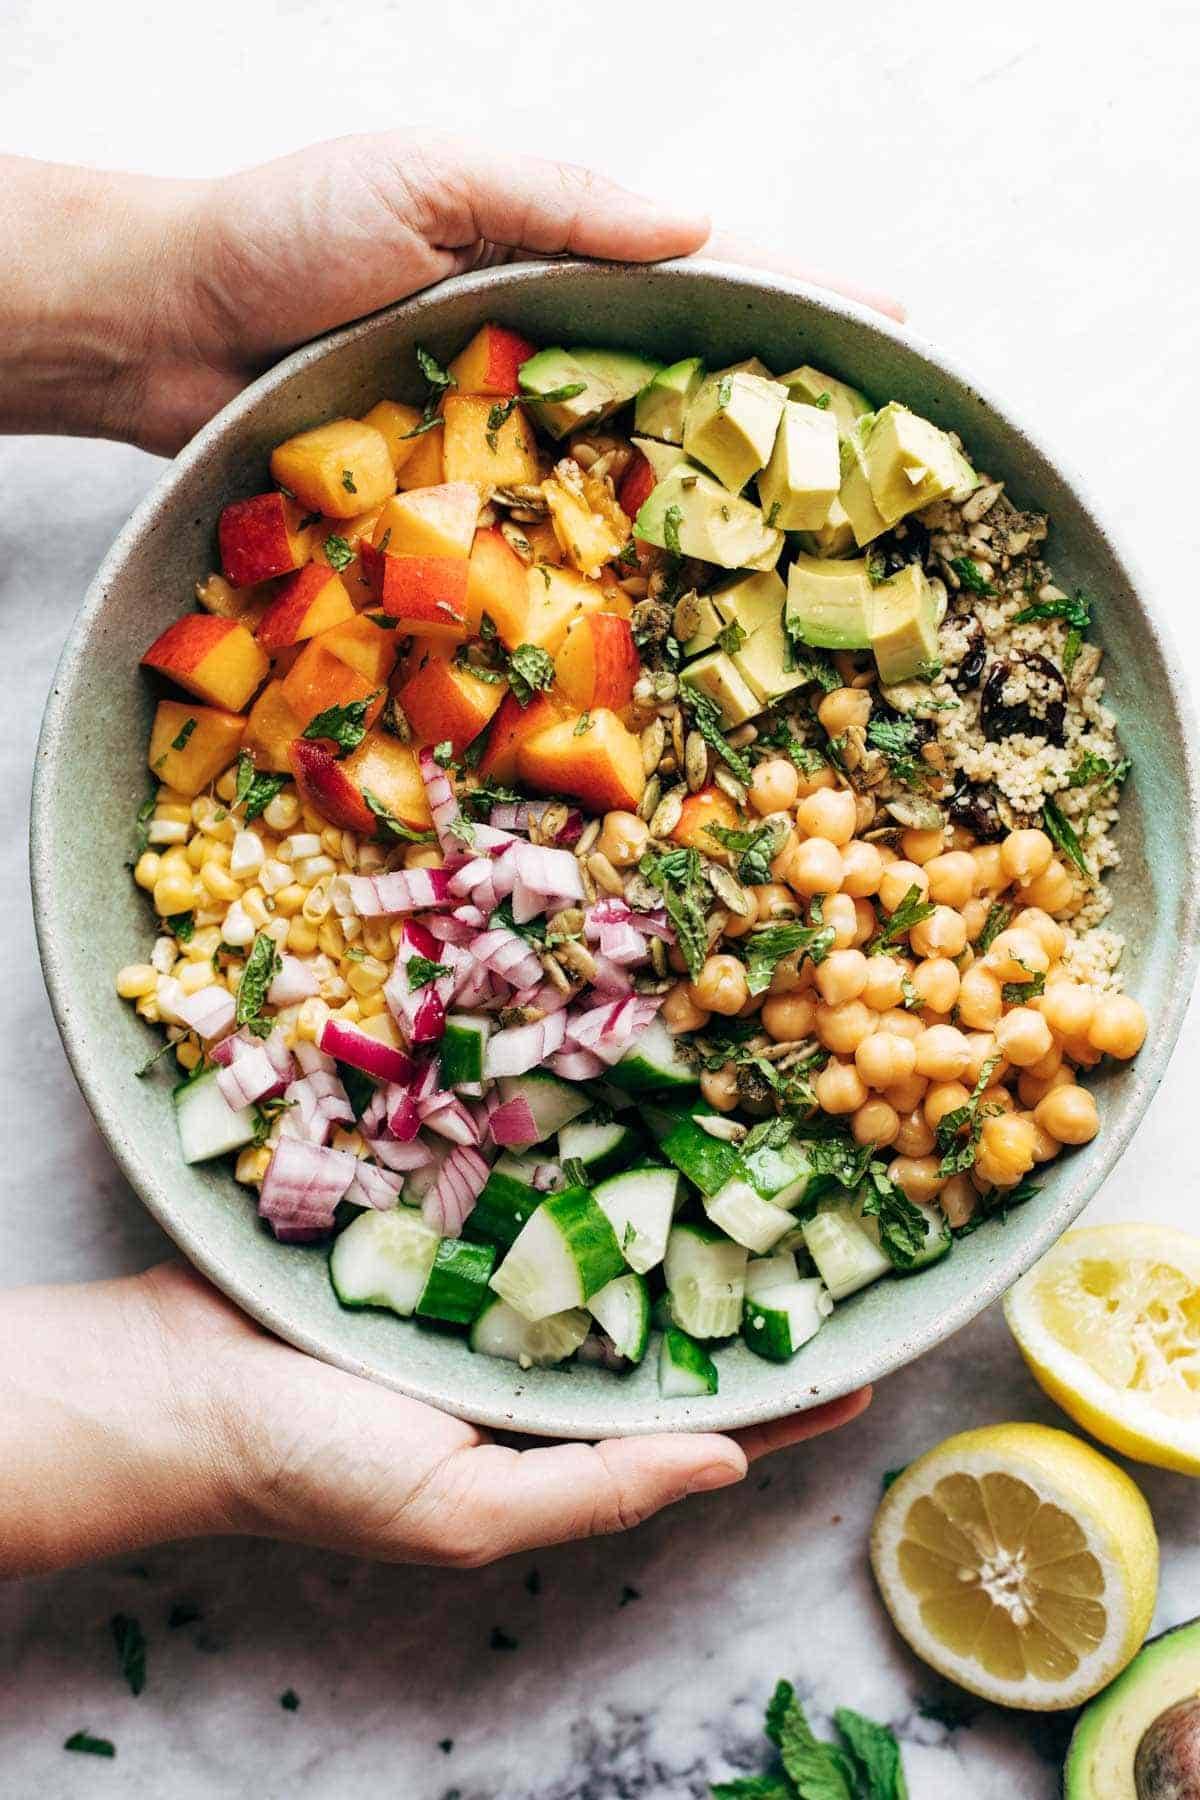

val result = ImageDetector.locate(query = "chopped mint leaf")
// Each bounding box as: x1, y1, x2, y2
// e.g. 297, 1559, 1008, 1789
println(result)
711, 1781, 793, 1799
362, 788, 436, 844
296, 509, 322, 531
408, 953, 451, 991
251, 1095, 294, 1145
432, 739, 454, 768
1003, 969, 1046, 1006
814, 392, 832, 410
742, 918, 836, 996
866, 715, 925, 786
133, 790, 156, 859
573, 712, 593, 736
322, 533, 355, 572
236, 933, 282, 1028
64, 1732, 115, 1758
170, 716, 197, 752
401, 345, 456, 437
234, 752, 289, 823
950, 555, 995, 596
741, 1114, 796, 1155
716, 620, 747, 656
683, 685, 753, 784
638, 846, 709, 981
861, 1161, 928, 1270
765, 1679, 857, 1800
1013, 589, 1092, 676
446, 814, 476, 847
866, 884, 936, 956
302, 691, 381, 755
1066, 751, 1130, 791
834, 1705, 909, 1799
134, 1039, 175, 1079
618, 1584, 641, 1606
976, 901, 1012, 954
936, 1054, 1001, 1176
165, 911, 195, 943
507, 643, 556, 707
340, 469, 357, 494
704, 820, 783, 887
1042, 796, 1090, 880
865, 550, 889, 587
110, 1614, 146, 1696
662, 503, 683, 557
454, 647, 505, 684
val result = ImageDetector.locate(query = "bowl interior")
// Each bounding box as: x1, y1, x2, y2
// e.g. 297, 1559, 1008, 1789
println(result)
31, 259, 1199, 1438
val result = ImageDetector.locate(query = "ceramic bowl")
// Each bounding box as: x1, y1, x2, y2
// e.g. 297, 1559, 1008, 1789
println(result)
31, 258, 1200, 1439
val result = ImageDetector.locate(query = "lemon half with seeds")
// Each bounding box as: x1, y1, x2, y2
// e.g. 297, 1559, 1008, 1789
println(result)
870, 1424, 1157, 1710
1005, 1223, 1200, 1475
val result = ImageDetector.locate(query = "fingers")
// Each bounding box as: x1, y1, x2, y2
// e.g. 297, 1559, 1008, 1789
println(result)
732, 1387, 873, 1465
700, 230, 906, 322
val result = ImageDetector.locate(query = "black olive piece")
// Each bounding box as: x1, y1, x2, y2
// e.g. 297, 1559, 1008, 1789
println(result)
949, 616, 987, 690
979, 653, 1067, 746
947, 778, 1006, 842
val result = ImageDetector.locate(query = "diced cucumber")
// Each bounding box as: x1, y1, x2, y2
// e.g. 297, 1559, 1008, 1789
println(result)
663, 1222, 747, 1339
468, 1152, 543, 1248
497, 1071, 589, 1143
703, 1179, 797, 1255
862, 1197, 953, 1273
802, 1203, 891, 1300
743, 1258, 833, 1362
417, 1237, 497, 1326
607, 1017, 698, 1095
658, 1326, 719, 1398
469, 1294, 590, 1367
557, 1117, 641, 1183
440, 1013, 491, 1093
330, 1207, 440, 1316
646, 1104, 742, 1197
742, 1137, 815, 1209
588, 1271, 651, 1363
490, 1187, 625, 1322
592, 1163, 681, 1274
173, 1067, 256, 1165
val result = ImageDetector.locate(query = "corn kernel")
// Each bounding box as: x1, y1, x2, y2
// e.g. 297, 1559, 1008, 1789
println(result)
340, 832, 358, 869
336, 999, 362, 1023
159, 845, 190, 876
347, 955, 388, 996
116, 963, 157, 999
175, 1039, 202, 1071
203, 838, 232, 867
186, 837, 208, 870
356, 990, 388, 1019
241, 887, 270, 928
182, 925, 222, 962
273, 883, 306, 918
215, 767, 239, 803
148, 818, 190, 846
355, 843, 386, 875
264, 918, 291, 948
153, 871, 197, 917
263, 790, 301, 833
295, 996, 330, 1042
230, 831, 265, 879
133, 852, 161, 890
294, 854, 336, 886
199, 861, 240, 903
317, 918, 345, 958
151, 937, 177, 974
388, 920, 405, 949
321, 828, 344, 860
288, 918, 320, 956
135, 995, 160, 1022
193, 906, 226, 928
235, 1145, 272, 1187
281, 832, 322, 863
260, 859, 290, 895
178, 961, 215, 996
156, 802, 193, 825
301, 805, 326, 835
363, 919, 394, 960
303, 878, 334, 925
341, 916, 363, 943
331, 1126, 368, 1158
221, 901, 256, 947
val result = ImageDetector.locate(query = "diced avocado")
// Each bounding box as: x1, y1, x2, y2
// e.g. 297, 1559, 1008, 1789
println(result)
1064, 1616, 1200, 1799
680, 592, 726, 658
634, 356, 704, 444
733, 620, 810, 705
837, 417, 889, 547
572, 347, 663, 417
710, 569, 806, 704
681, 651, 761, 726
682, 370, 787, 494
793, 496, 858, 559
779, 364, 872, 437
741, 532, 785, 573
868, 563, 939, 684
634, 465, 783, 570
716, 356, 778, 382
864, 402, 979, 525
631, 436, 688, 482
712, 568, 787, 635
785, 552, 873, 651
757, 401, 840, 531
518, 347, 614, 438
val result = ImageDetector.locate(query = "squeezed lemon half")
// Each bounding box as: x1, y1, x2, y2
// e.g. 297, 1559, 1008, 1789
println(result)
870, 1424, 1157, 1709
1005, 1223, 1200, 1474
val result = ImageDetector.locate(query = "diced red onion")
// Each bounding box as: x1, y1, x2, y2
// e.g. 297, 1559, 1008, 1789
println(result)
576, 1331, 630, 1371
418, 747, 463, 854
338, 867, 453, 917
385, 1082, 422, 1142
173, 985, 236, 1044
548, 1047, 610, 1080
361, 1085, 388, 1135
471, 926, 545, 991
468, 1089, 501, 1141
294, 1040, 336, 1077
217, 1042, 288, 1109
488, 800, 584, 845
259, 1138, 357, 1242
422, 1145, 489, 1237
345, 1161, 405, 1210
491, 841, 584, 923
421, 1095, 481, 1146
385, 921, 454, 1045
561, 995, 663, 1068
267, 955, 319, 1006
366, 1133, 435, 1172
589, 954, 635, 995
509, 980, 571, 1015
483, 1009, 567, 1078
454, 965, 501, 1011
424, 912, 482, 947
488, 1095, 540, 1148
319, 1016, 416, 1085
447, 856, 503, 912
279, 1070, 355, 1145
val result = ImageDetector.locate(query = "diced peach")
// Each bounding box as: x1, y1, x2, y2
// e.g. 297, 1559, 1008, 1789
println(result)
359, 544, 469, 640
148, 699, 245, 798
289, 739, 377, 836
270, 419, 396, 519
524, 563, 628, 655
477, 689, 568, 784
342, 732, 431, 830
280, 641, 385, 733
523, 519, 564, 567
142, 614, 270, 712
313, 614, 397, 688
544, 463, 630, 578
393, 641, 506, 755
617, 449, 656, 520
218, 493, 316, 588
195, 572, 273, 631
360, 400, 425, 475
442, 394, 539, 489
373, 484, 480, 561
464, 527, 530, 647
517, 708, 645, 814
256, 564, 355, 651
672, 787, 740, 856
395, 425, 445, 490
447, 323, 538, 396
243, 680, 304, 772
554, 612, 639, 713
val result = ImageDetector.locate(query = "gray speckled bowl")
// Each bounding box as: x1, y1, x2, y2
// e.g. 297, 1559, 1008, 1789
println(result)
31, 259, 1200, 1439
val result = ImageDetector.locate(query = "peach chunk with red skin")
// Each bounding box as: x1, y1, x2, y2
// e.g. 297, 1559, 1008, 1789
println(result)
517, 708, 645, 814
554, 611, 639, 712
392, 641, 506, 757
448, 323, 538, 396
256, 564, 356, 651
289, 731, 431, 837
218, 492, 316, 588
672, 787, 739, 857
244, 680, 305, 772
148, 700, 245, 798
280, 640, 386, 734
142, 614, 269, 713
477, 689, 568, 784
464, 526, 531, 648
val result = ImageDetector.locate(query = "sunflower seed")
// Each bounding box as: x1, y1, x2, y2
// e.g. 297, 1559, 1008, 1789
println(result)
706, 908, 729, 946
713, 766, 748, 805
884, 794, 945, 831
649, 937, 668, 976
547, 907, 584, 939
556, 937, 598, 981
574, 818, 601, 859
498, 523, 535, 563
672, 590, 702, 642
587, 851, 625, 897
695, 1114, 747, 1143
650, 788, 684, 837
540, 955, 573, 995
708, 863, 754, 917
727, 723, 758, 749
640, 718, 666, 774
637, 775, 662, 823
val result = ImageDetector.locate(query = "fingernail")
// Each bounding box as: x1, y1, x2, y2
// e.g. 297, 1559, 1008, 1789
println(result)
687, 1459, 744, 1495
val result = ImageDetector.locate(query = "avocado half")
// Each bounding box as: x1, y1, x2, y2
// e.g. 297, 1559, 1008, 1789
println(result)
1064, 1616, 1200, 1798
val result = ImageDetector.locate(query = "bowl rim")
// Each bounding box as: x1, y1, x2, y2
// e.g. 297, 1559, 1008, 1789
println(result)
30, 256, 1200, 1437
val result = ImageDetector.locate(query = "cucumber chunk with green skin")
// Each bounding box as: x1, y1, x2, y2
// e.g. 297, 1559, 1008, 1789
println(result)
607, 1016, 698, 1095
863, 1196, 952, 1273
468, 1153, 544, 1248
173, 1067, 257, 1164
658, 1327, 719, 1398
664, 1221, 747, 1339
592, 1164, 681, 1275
417, 1237, 497, 1326
518, 348, 613, 438
571, 347, 663, 415
703, 1180, 797, 1255
440, 1013, 491, 1092
742, 1138, 815, 1208
557, 1117, 642, 1183
802, 1202, 891, 1300
469, 1294, 590, 1367
634, 356, 705, 445
490, 1187, 625, 1322
743, 1258, 833, 1362
588, 1271, 651, 1363
330, 1207, 440, 1316
646, 1105, 741, 1197
497, 1071, 589, 1142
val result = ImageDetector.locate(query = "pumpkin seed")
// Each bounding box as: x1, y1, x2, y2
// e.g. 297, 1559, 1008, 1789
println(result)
640, 718, 667, 774
540, 954, 573, 995
547, 907, 584, 939
649, 788, 685, 837
713, 766, 747, 805
649, 937, 668, 976
695, 1115, 747, 1143
672, 589, 702, 642
685, 730, 709, 792
708, 863, 754, 917
574, 818, 601, 859
637, 775, 662, 823
884, 794, 946, 831
557, 937, 599, 981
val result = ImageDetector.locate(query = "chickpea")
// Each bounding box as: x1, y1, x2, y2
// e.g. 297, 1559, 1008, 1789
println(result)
1026, 1041, 1064, 1082
1014, 906, 1066, 962
855, 1031, 916, 1090
787, 838, 844, 896
662, 983, 710, 1034
878, 860, 930, 915
768, 953, 813, 998
1023, 1113, 1061, 1163
963, 1031, 1008, 1088
888, 1155, 946, 1203
722, 901, 759, 939
956, 965, 1001, 1032
824, 892, 860, 948
972, 844, 1009, 894
1020, 859, 1076, 914
817, 686, 872, 736
1064, 1036, 1103, 1070
852, 1098, 900, 1147
1041, 979, 1096, 1040
839, 840, 884, 899
910, 956, 961, 1015
794, 761, 837, 798
816, 948, 869, 1006
939, 1174, 977, 1228
877, 1007, 923, 1042
914, 1024, 971, 1081
1017, 1063, 1072, 1109
861, 957, 907, 1011
996, 1006, 1054, 1068
893, 1109, 937, 1157
986, 928, 1050, 982
909, 906, 968, 961
762, 992, 817, 1042
852, 898, 877, 946
883, 1073, 930, 1115
737, 990, 766, 1019
816, 999, 876, 1055
853, 793, 877, 835
797, 787, 857, 847
949, 824, 977, 853
900, 826, 947, 866
597, 810, 649, 867
925, 851, 978, 909
1035, 1084, 1100, 1145
769, 829, 799, 883
754, 882, 800, 922
814, 1059, 868, 1115
1088, 994, 1148, 1059
975, 1114, 1038, 1188
924, 1080, 971, 1132
961, 896, 992, 943
404, 844, 443, 871
1001, 828, 1054, 885
749, 758, 800, 816
688, 954, 749, 1017
700, 1065, 740, 1112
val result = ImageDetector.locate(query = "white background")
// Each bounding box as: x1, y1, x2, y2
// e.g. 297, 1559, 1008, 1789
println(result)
1, 2, 1197, 1794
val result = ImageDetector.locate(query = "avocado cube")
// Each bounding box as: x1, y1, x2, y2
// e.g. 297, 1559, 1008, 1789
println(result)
757, 402, 840, 531
631, 435, 688, 482
681, 593, 726, 659
712, 568, 787, 636
785, 553, 873, 651
779, 365, 873, 437
634, 357, 704, 445
868, 563, 939, 684
682, 651, 761, 727
716, 357, 779, 382
864, 403, 979, 525
572, 348, 662, 417
733, 615, 810, 705
634, 466, 783, 571
793, 496, 858, 559
683, 371, 787, 494
519, 348, 613, 438
837, 418, 889, 547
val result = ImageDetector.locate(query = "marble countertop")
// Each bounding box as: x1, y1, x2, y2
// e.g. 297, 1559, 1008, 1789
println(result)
2, 3, 1199, 1793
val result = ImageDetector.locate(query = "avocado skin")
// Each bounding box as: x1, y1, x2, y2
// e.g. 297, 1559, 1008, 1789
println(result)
1064, 1617, 1200, 1799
